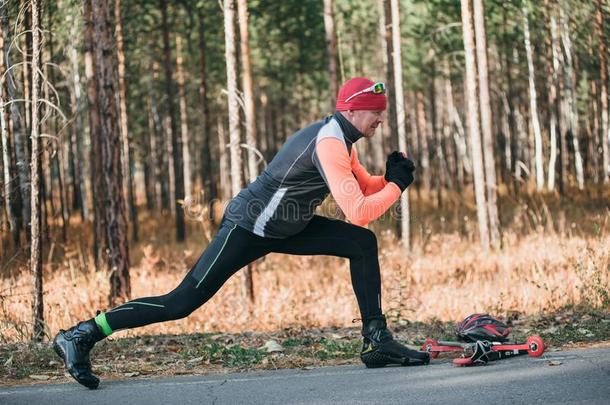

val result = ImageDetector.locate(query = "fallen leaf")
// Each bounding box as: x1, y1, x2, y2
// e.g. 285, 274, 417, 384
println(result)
29, 374, 50, 380
210, 334, 227, 341
548, 360, 562, 366
4, 355, 13, 367
262, 340, 284, 353
187, 356, 204, 364
123, 372, 140, 377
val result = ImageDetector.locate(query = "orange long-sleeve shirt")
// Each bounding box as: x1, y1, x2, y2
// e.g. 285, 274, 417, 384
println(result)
316, 138, 400, 226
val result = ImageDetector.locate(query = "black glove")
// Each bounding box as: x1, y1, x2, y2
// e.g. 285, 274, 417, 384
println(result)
387, 151, 405, 164
384, 152, 415, 192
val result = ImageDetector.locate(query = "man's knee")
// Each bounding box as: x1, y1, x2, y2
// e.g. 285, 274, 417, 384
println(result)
161, 282, 207, 321
164, 301, 199, 320
353, 227, 378, 252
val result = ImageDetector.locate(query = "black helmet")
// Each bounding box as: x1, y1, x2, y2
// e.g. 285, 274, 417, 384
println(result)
456, 313, 511, 342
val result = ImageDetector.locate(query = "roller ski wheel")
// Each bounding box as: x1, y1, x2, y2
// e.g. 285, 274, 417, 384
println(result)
421, 338, 439, 359
452, 357, 474, 367
526, 335, 545, 357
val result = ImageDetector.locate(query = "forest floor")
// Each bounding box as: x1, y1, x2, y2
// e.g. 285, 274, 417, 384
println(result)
0, 305, 608, 387
1, 188, 609, 386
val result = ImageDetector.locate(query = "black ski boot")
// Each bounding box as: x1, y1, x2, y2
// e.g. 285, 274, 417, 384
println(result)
360, 315, 430, 368
53, 320, 105, 389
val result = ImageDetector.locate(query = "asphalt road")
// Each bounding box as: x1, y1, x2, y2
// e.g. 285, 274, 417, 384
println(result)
1, 347, 609, 405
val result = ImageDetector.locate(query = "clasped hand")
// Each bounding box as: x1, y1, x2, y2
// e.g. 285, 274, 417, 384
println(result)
384, 151, 415, 191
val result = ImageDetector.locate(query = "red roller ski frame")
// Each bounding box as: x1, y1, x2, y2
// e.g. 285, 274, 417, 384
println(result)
421, 335, 545, 366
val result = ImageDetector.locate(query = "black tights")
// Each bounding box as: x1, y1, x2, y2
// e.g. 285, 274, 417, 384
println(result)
103, 215, 383, 332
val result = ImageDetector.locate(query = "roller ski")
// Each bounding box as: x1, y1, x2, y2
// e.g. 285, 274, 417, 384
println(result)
421, 314, 545, 367
360, 315, 430, 368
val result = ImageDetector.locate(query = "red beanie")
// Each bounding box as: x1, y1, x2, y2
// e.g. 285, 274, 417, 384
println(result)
335, 77, 387, 111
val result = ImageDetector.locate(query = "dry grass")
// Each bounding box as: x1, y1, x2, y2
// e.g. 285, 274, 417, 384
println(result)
0, 190, 609, 343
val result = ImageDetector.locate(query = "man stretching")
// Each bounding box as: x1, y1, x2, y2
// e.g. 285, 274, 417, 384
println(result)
54, 77, 430, 389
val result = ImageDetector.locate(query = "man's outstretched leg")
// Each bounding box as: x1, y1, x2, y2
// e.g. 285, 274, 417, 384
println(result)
273, 215, 429, 368
53, 219, 271, 389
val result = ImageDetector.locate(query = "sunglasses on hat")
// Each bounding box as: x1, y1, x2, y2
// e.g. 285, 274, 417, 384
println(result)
344, 82, 386, 103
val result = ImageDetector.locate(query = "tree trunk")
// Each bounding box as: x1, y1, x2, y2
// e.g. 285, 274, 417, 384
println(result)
52, 130, 69, 242
259, 92, 269, 155
370, 10, 386, 174
160, 0, 185, 240
147, 75, 166, 210
437, 65, 455, 193
88, 0, 131, 304
143, 97, 156, 210
147, 96, 160, 209
383, 0, 398, 151
323, 0, 338, 110
175, 34, 192, 200
547, 4, 568, 195
522, 1, 545, 191
218, 118, 232, 201
43, 146, 56, 227
84, 0, 106, 268
115, 0, 138, 242
415, 91, 431, 191
45, 15, 68, 243
237, 0, 258, 185
444, 68, 469, 189
461, 0, 490, 250
30, 0, 44, 341
224, 0, 243, 198
164, 114, 176, 214
502, 11, 520, 193
499, 91, 512, 182
22, 0, 31, 139
559, 6, 584, 190
544, 0, 558, 191
8, 15, 30, 241
68, 24, 87, 220
0, 6, 20, 245
588, 80, 600, 183
389, 0, 410, 253
225, 0, 253, 303
473, 0, 500, 246
237, 0, 257, 303
428, 64, 445, 207
596, 0, 609, 183
378, 0, 390, 160
197, 7, 216, 209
